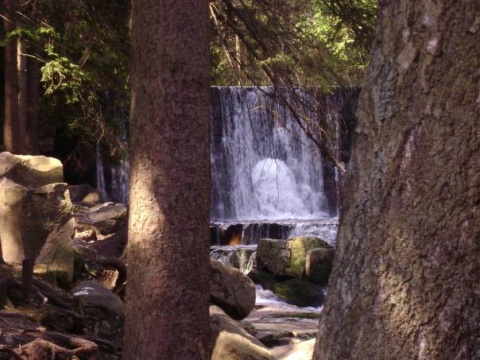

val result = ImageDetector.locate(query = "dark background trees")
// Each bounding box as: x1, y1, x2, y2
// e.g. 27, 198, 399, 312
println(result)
0, 0, 375, 177
313, 0, 480, 358
1, 0, 130, 183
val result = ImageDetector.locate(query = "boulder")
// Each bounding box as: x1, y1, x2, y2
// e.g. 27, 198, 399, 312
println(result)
0, 179, 75, 283
73, 201, 128, 259
247, 270, 277, 292
271, 338, 316, 360
273, 279, 324, 308
0, 153, 75, 282
305, 247, 335, 285
68, 184, 104, 205
256, 236, 332, 279
210, 305, 274, 360
0, 151, 63, 188
74, 202, 127, 237
210, 245, 257, 274
210, 259, 256, 320
72, 281, 124, 346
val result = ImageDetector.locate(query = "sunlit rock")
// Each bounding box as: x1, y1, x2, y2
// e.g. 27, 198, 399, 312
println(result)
271, 338, 316, 360
0, 152, 74, 283
256, 236, 332, 279
0, 151, 63, 188
210, 305, 274, 360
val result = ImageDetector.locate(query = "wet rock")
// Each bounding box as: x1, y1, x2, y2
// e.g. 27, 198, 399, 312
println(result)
273, 279, 325, 308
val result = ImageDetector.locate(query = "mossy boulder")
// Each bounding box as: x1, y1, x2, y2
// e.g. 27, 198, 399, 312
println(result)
247, 270, 276, 291
305, 247, 335, 285
256, 236, 332, 279
273, 279, 324, 308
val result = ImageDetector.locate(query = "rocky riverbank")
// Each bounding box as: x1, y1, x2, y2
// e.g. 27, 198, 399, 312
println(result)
0, 152, 330, 359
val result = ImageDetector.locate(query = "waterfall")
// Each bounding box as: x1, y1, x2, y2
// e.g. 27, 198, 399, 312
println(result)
211, 86, 333, 222
97, 86, 359, 244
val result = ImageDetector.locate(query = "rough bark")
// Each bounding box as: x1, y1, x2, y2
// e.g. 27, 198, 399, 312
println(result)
124, 0, 211, 359
17, 39, 27, 153
3, 0, 20, 153
25, 53, 41, 154
314, 1, 480, 359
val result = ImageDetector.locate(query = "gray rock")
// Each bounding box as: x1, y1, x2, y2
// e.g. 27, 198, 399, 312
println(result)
68, 184, 104, 205
273, 278, 325, 308
271, 338, 316, 360
0, 178, 74, 282
74, 202, 127, 236
0, 151, 63, 188
72, 281, 124, 316
242, 303, 320, 350
72, 281, 124, 347
210, 305, 274, 360
210, 259, 256, 320
305, 247, 335, 285
256, 236, 332, 279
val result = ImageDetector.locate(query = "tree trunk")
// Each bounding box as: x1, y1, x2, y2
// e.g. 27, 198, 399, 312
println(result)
17, 39, 27, 153
3, 0, 20, 153
25, 51, 41, 154
124, 0, 211, 359
314, 1, 480, 359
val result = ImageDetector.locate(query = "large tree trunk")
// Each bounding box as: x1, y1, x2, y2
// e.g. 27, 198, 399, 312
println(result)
25, 51, 41, 154
17, 39, 27, 153
314, 1, 480, 359
124, 0, 211, 359
3, 0, 20, 153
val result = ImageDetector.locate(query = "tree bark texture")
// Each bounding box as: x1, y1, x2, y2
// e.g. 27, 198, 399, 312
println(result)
125, 0, 211, 359
314, 1, 480, 359
25, 54, 41, 154
17, 39, 27, 153
3, 0, 20, 153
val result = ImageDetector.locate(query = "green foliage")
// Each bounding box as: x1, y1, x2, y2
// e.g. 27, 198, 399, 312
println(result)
210, 0, 377, 87
0, 0, 374, 172
210, 0, 376, 170
1, 0, 130, 163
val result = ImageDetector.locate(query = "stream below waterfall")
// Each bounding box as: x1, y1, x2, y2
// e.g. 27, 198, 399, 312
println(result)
97, 86, 358, 308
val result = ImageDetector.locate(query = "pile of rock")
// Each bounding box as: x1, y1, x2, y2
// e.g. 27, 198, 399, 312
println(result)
0, 152, 328, 359
250, 236, 334, 308
0, 152, 277, 359
0, 152, 75, 284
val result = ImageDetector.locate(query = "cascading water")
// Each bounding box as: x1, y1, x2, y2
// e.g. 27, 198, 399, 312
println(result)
97, 86, 359, 247
210, 86, 330, 222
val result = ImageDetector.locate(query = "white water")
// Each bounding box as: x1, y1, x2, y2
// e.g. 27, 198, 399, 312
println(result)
255, 285, 323, 312
211, 87, 330, 222
97, 87, 339, 229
